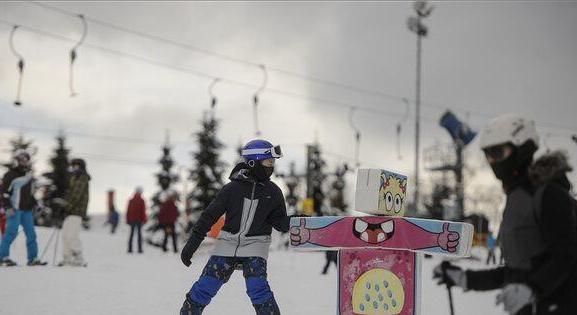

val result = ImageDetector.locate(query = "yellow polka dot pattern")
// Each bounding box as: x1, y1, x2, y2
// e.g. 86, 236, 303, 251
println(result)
352, 268, 405, 314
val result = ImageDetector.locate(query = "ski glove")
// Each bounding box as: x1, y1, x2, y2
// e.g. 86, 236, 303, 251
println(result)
496, 283, 534, 315
180, 235, 202, 267
432, 261, 467, 289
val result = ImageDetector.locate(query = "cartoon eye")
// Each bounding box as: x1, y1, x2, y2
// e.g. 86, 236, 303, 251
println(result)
385, 192, 393, 211
394, 194, 402, 213
381, 220, 394, 233
355, 219, 368, 233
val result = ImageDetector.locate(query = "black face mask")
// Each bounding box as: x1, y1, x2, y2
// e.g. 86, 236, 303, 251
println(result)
249, 162, 274, 182
489, 142, 535, 192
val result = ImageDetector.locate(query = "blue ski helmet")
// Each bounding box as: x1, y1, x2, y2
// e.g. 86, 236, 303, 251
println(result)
241, 140, 282, 162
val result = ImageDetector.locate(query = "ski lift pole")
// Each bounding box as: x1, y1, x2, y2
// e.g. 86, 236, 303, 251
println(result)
69, 14, 87, 97
252, 64, 267, 137
9, 25, 25, 106
441, 261, 456, 315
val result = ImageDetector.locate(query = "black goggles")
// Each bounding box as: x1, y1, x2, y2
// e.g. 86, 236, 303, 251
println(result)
483, 144, 512, 161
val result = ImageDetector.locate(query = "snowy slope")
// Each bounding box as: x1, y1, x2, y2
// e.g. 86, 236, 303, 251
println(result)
1, 224, 506, 315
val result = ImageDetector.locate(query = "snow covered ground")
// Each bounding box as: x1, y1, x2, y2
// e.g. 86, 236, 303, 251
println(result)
1, 223, 506, 315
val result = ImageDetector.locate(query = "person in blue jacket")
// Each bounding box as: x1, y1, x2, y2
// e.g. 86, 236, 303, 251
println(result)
180, 140, 289, 315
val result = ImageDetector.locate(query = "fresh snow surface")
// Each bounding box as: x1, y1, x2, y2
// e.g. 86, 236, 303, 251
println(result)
1, 224, 506, 315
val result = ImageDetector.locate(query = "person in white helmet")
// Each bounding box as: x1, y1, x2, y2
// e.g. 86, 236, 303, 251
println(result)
433, 115, 577, 315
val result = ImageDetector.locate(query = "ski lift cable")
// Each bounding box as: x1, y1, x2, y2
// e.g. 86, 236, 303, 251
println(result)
9, 25, 25, 106
2, 19, 576, 135
27, 1, 409, 104
348, 107, 361, 167
253, 64, 267, 137
28, 0, 565, 129
68, 13, 87, 97
0, 20, 411, 121
24, 2, 577, 133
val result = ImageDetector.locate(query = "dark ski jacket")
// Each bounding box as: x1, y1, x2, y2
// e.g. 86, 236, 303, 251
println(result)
467, 151, 577, 314
190, 162, 289, 259
0, 166, 37, 211
65, 171, 90, 217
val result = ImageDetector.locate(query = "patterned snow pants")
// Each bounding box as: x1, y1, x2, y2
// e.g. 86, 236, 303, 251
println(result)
185, 255, 280, 315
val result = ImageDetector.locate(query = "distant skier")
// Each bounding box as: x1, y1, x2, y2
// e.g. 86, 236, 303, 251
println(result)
180, 140, 289, 315
105, 189, 119, 234
434, 115, 577, 315
0, 150, 46, 266
486, 232, 496, 265
126, 186, 147, 254
158, 190, 179, 253
59, 158, 90, 267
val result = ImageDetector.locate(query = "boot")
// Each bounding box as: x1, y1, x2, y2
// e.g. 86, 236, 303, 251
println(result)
180, 295, 205, 315
27, 259, 48, 266
253, 297, 281, 315
0, 257, 17, 267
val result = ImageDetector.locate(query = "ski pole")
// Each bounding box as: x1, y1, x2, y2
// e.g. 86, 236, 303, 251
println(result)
441, 261, 456, 315
39, 227, 57, 261
52, 228, 61, 266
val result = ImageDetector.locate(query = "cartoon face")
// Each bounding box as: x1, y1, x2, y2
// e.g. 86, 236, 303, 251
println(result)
378, 172, 407, 217
352, 217, 394, 244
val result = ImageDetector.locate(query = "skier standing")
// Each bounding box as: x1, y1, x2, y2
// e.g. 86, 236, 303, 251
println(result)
159, 190, 179, 253
180, 140, 289, 315
59, 158, 90, 267
434, 115, 577, 315
126, 186, 147, 254
0, 150, 45, 266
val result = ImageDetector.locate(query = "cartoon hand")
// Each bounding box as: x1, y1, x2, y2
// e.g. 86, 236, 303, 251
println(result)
437, 223, 460, 253
290, 218, 311, 246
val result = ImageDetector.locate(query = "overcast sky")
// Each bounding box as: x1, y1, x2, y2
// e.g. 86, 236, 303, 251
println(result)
1, 1, 576, 217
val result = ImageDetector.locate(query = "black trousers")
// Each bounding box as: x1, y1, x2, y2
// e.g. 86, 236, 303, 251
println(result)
128, 222, 142, 253
162, 223, 178, 253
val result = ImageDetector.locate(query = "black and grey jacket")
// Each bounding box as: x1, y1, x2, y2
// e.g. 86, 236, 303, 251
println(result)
467, 151, 577, 314
190, 162, 289, 259
1, 167, 37, 211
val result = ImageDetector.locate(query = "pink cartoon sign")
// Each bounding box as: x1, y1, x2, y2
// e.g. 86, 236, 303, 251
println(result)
338, 249, 419, 315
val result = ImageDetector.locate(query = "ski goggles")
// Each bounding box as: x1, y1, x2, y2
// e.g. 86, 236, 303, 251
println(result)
483, 144, 513, 162
241, 145, 283, 159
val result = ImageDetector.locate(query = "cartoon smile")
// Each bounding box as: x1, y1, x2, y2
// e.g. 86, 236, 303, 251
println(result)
352, 218, 395, 244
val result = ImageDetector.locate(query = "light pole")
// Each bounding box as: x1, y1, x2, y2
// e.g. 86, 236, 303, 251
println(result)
407, 0, 433, 212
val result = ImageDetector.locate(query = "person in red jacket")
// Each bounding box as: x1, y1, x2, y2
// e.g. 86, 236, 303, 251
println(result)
126, 187, 147, 254
158, 191, 179, 253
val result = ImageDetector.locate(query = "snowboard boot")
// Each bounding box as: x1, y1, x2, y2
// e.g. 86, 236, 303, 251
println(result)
27, 259, 48, 266
180, 295, 205, 315
253, 297, 281, 315
0, 257, 17, 267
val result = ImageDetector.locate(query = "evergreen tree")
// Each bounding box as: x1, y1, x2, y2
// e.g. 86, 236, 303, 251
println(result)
38, 134, 70, 227
306, 144, 327, 216
2, 134, 36, 169
328, 164, 349, 215
187, 113, 226, 216
151, 137, 179, 211
146, 136, 179, 247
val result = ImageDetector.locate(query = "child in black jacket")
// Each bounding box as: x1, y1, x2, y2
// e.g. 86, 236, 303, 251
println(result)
180, 140, 289, 315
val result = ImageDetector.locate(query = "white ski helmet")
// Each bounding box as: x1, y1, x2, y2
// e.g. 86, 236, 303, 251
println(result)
479, 114, 539, 150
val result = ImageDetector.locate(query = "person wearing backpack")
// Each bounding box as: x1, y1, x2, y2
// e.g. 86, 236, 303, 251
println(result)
433, 115, 577, 315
